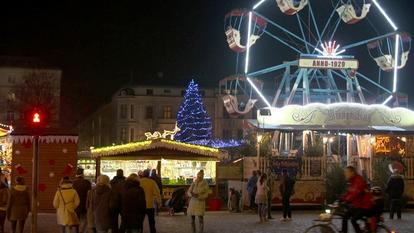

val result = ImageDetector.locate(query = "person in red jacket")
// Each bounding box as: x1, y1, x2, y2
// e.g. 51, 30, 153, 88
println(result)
341, 166, 374, 233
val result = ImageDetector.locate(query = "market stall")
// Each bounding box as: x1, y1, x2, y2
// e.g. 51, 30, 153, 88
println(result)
91, 139, 225, 200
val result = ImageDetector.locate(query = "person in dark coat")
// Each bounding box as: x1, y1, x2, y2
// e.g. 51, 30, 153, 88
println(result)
246, 170, 258, 210
150, 169, 162, 216
89, 175, 114, 233
385, 169, 405, 219
110, 169, 126, 233
120, 174, 146, 233
73, 167, 92, 233
7, 176, 30, 233
279, 169, 295, 221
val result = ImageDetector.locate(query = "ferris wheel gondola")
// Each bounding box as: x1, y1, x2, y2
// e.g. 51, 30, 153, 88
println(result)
336, 0, 371, 24
276, 0, 308, 15
368, 33, 412, 71
219, 75, 264, 117
224, 9, 267, 53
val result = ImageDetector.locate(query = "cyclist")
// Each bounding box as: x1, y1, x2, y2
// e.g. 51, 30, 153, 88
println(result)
340, 166, 374, 233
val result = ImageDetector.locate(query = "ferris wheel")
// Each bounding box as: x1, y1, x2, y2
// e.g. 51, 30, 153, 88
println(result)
221, 0, 411, 116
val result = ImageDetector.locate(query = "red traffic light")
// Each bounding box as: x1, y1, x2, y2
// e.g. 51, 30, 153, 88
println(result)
33, 112, 41, 123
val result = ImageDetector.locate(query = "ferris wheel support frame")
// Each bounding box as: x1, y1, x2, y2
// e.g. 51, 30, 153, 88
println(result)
244, 0, 402, 107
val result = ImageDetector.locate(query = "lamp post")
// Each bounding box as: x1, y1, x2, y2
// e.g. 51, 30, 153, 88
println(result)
257, 134, 263, 172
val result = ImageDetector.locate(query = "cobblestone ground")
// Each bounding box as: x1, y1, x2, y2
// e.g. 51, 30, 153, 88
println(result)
4, 211, 413, 233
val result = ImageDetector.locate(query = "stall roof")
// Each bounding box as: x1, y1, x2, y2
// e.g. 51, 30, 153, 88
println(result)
248, 120, 414, 134
91, 139, 226, 160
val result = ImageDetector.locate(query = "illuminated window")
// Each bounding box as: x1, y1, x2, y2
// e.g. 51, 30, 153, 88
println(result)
161, 160, 216, 185
163, 106, 172, 119
120, 104, 127, 119
146, 106, 153, 119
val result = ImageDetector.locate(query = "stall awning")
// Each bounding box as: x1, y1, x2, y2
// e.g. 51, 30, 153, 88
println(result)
91, 139, 226, 160
248, 119, 414, 134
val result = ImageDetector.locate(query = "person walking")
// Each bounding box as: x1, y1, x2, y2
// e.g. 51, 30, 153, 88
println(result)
53, 176, 80, 233
266, 168, 275, 219
88, 175, 114, 233
150, 169, 163, 216
0, 179, 8, 233
279, 169, 295, 221
110, 169, 126, 233
140, 169, 161, 233
187, 170, 209, 233
120, 174, 146, 233
386, 168, 405, 219
246, 170, 258, 211
73, 167, 92, 233
7, 176, 30, 233
86, 184, 96, 233
256, 173, 268, 223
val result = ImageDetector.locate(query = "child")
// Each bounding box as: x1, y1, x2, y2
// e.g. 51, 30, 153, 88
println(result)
370, 186, 385, 232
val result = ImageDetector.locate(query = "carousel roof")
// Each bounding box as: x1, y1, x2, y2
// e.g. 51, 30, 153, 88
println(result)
91, 139, 226, 160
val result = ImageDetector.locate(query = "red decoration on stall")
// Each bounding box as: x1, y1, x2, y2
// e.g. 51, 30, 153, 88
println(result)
38, 183, 47, 192
15, 164, 28, 175
48, 159, 56, 166
62, 163, 74, 176
23, 142, 32, 149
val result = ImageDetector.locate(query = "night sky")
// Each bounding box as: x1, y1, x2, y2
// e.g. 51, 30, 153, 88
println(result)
0, 1, 413, 126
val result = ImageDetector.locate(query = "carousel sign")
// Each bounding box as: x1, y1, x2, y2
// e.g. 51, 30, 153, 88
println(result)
257, 103, 414, 128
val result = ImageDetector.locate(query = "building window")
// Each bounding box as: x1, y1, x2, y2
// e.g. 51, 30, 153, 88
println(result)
120, 104, 127, 119
181, 90, 186, 96
146, 106, 153, 119
130, 128, 135, 142
7, 76, 15, 84
237, 129, 244, 140
200, 90, 205, 97
146, 89, 154, 95
163, 106, 172, 119
164, 89, 171, 94
223, 107, 230, 119
120, 128, 127, 142
130, 105, 135, 119
222, 129, 231, 139
6, 111, 14, 122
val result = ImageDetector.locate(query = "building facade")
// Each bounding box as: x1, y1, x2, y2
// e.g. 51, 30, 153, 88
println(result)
0, 57, 61, 125
78, 85, 256, 150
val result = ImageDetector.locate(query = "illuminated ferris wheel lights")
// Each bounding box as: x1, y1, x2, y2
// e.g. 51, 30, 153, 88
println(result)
393, 34, 400, 92
244, 12, 253, 74
253, 0, 267, 10
247, 77, 272, 108
315, 41, 347, 57
372, 0, 398, 31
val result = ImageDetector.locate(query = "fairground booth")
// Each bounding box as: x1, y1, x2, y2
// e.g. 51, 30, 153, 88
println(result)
91, 139, 226, 205
249, 103, 414, 206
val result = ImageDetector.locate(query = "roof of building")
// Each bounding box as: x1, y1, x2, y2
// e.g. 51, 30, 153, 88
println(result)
91, 139, 226, 160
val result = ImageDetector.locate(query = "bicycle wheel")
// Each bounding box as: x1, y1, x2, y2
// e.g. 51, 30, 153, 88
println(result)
376, 224, 392, 233
304, 224, 337, 233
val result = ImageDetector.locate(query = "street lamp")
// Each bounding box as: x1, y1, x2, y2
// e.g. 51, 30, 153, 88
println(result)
257, 134, 263, 171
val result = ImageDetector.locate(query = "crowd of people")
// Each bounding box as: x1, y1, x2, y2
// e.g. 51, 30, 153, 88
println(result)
246, 168, 296, 223
52, 167, 163, 233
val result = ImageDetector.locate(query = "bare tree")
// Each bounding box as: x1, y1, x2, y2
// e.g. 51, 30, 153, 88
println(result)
12, 71, 59, 123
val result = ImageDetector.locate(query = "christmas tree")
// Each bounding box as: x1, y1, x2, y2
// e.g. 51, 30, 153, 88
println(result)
175, 80, 213, 142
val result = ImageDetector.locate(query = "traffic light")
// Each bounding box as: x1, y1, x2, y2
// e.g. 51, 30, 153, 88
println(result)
25, 108, 48, 135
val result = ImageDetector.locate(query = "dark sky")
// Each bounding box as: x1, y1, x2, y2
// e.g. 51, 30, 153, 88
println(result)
0, 1, 413, 125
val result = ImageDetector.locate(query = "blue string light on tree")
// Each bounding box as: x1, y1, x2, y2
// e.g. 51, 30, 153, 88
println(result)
175, 80, 213, 142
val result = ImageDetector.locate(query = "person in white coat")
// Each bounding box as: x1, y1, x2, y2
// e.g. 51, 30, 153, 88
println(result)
187, 170, 209, 233
53, 176, 80, 233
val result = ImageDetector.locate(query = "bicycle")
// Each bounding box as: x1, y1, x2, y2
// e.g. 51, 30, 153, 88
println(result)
303, 202, 394, 233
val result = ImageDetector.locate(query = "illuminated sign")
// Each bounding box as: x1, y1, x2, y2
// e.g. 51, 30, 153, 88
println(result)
144, 123, 180, 140
299, 57, 359, 70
